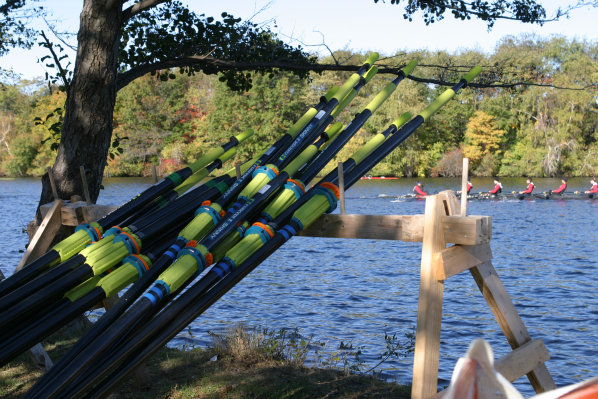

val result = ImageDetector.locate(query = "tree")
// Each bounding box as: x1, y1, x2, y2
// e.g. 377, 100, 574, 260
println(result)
2, 0, 581, 217
463, 110, 505, 174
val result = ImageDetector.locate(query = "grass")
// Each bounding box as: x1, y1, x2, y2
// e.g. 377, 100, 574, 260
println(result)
1, 323, 412, 399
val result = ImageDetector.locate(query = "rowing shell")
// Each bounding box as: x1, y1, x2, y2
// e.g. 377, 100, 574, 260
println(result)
360, 176, 398, 179
377, 193, 597, 200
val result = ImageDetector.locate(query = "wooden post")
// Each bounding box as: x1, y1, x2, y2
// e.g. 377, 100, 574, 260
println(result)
338, 162, 346, 215
461, 158, 469, 217
412, 193, 450, 399
152, 165, 158, 184
16, 200, 64, 272
235, 164, 242, 180
470, 261, 557, 393
79, 166, 92, 206
47, 166, 59, 201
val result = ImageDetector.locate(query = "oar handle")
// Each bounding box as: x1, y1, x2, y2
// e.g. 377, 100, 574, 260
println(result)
419, 66, 481, 121
402, 60, 418, 76
331, 53, 379, 102
331, 66, 378, 118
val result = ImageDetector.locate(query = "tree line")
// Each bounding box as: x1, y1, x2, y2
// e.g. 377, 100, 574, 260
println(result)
1, 34, 597, 179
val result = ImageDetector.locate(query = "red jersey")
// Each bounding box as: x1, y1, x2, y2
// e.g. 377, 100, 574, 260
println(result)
553, 184, 566, 194
413, 185, 427, 196
522, 182, 534, 194
466, 182, 472, 193
590, 183, 598, 194
489, 183, 502, 194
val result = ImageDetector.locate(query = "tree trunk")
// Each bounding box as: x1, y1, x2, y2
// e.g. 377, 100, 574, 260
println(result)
37, 0, 122, 220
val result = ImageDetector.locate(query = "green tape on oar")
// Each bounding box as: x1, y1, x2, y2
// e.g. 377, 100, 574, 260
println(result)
391, 112, 412, 130
64, 275, 103, 302
260, 180, 305, 222
350, 112, 411, 165
463, 66, 482, 83
282, 145, 318, 176
419, 66, 481, 121
292, 184, 340, 230
287, 108, 318, 139
79, 235, 116, 258
238, 164, 279, 201
402, 60, 418, 76
98, 262, 139, 298
86, 240, 135, 276
363, 52, 380, 68
210, 221, 249, 263
365, 81, 397, 114
160, 245, 211, 293
324, 86, 339, 101
222, 223, 275, 267
174, 168, 210, 196
331, 66, 378, 118
234, 129, 254, 143
52, 230, 93, 262
187, 129, 254, 174
178, 203, 223, 242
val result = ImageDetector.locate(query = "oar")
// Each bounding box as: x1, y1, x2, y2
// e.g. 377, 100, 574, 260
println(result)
0, 132, 252, 298
0, 180, 233, 329
0, 226, 188, 366
55, 67, 482, 399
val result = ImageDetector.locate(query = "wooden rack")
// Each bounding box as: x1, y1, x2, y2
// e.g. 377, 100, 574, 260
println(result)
26, 171, 557, 397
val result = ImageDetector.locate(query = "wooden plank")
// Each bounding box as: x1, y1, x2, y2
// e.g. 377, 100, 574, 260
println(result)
298, 214, 406, 241
82, 204, 119, 223
16, 200, 64, 272
433, 243, 493, 280
442, 215, 492, 245
61, 201, 87, 226
470, 261, 557, 393
495, 338, 551, 383
402, 215, 425, 242
411, 193, 450, 399
430, 338, 551, 399
27, 343, 53, 372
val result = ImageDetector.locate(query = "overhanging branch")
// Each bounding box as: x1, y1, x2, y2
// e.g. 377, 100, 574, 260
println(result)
115, 55, 597, 92
122, 0, 170, 22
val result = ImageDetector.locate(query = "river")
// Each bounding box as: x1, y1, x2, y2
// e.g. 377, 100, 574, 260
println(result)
1, 176, 596, 394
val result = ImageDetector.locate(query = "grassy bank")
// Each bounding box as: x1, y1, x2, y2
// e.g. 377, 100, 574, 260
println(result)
1, 323, 411, 399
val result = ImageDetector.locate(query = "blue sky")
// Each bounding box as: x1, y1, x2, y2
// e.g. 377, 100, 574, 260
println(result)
1, 0, 597, 80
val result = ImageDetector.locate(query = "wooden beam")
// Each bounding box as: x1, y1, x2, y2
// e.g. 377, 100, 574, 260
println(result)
16, 200, 64, 272
470, 261, 557, 393
442, 215, 492, 245
433, 243, 493, 280
430, 338, 551, 399
495, 338, 551, 383
411, 193, 450, 399
299, 214, 408, 241
402, 215, 425, 242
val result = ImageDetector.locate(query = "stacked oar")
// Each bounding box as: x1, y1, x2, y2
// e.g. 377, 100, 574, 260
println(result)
12, 53, 382, 396
21, 55, 386, 399
21, 60, 479, 399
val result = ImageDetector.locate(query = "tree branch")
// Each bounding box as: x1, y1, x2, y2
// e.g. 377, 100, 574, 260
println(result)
115, 55, 597, 92
122, 0, 170, 22
40, 30, 70, 91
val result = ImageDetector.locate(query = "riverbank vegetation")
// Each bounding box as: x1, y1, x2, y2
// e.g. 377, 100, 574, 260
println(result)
1, 34, 597, 179
1, 322, 411, 398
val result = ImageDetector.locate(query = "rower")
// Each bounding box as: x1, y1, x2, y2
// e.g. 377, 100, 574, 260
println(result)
488, 177, 502, 195
551, 178, 567, 195
519, 177, 534, 194
585, 177, 598, 194
457, 177, 472, 195
413, 181, 428, 196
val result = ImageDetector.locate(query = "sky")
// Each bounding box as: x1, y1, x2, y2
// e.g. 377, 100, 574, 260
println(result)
1, 0, 597, 80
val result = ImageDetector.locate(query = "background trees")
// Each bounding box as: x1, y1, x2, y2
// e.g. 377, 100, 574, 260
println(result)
2, 35, 597, 179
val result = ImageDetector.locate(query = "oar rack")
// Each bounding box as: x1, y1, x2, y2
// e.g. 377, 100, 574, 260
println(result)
33, 190, 558, 397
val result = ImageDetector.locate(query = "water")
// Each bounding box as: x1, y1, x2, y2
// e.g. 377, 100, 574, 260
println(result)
1, 176, 597, 394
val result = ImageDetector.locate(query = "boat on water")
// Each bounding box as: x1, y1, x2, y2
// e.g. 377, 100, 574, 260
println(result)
378, 192, 597, 200
360, 175, 398, 179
